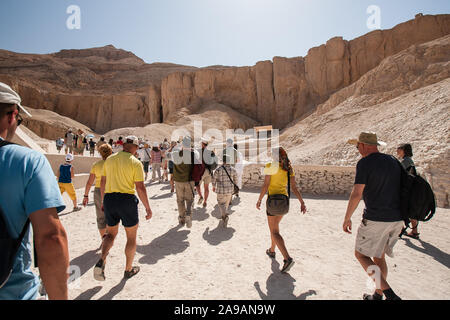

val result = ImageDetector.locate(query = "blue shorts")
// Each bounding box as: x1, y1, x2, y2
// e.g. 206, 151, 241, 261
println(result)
103, 193, 139, 227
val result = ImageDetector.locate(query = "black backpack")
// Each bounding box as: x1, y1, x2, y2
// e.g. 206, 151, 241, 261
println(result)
397, 159, 436, 237
0, 140, 31, 288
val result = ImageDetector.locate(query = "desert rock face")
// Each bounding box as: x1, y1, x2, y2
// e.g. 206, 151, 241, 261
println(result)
1, 14, 448, 133
0, 45, 197, 133
161, 14, 450, 129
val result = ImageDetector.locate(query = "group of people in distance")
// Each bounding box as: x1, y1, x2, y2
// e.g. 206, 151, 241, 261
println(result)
0, 82, 422, 300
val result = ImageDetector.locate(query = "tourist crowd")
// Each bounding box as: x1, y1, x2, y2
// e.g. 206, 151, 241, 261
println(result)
0, 82, 421, 301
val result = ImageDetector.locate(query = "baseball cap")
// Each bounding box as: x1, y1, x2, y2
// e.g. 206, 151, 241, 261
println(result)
125, 135, 139, 146
65, 153, 74, 162
0, 82, 32, 117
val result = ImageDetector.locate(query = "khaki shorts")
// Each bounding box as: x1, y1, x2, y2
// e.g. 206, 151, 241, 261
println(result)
94, 188, 106, 229
201, 169, 212, 185
355, 219, 404, 259
217, 193, 232, 218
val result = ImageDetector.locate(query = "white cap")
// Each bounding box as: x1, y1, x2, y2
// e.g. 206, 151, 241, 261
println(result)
153, 142, 159, 147
0, 82, 32, 117
65, 153, 74, 162
124, 135, 139, 146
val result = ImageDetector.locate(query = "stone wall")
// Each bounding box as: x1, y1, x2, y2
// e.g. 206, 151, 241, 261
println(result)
242, 164, 355, 196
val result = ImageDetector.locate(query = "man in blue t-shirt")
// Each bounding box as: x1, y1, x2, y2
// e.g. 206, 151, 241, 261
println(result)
0, 82, 69, 300
343, 132, 403, 301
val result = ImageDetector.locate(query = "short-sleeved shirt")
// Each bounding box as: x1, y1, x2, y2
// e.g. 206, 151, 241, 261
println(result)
264, 162, 295, 197
401, 156, 415, 172
90, 160, 105, 188
102, 151, 144, 194
354, 152, 402, 222
151, 150, 162, 164
0, 140, 66, 300
213, 165, 237, 195
65, 132, 74, 145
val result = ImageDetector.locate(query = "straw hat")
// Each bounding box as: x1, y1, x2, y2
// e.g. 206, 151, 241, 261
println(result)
348, 132, 386, 146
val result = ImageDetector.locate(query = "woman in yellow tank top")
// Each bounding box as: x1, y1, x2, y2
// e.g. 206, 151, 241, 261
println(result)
256, 147, 307, 273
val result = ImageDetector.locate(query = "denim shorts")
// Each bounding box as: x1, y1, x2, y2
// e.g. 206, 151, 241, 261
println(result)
103, 193, 139, 227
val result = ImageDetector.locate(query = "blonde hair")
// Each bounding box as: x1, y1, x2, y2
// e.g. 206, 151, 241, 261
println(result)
98, 143, 113, 160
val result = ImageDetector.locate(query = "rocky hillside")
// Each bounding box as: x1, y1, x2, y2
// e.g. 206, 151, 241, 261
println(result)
0, 14, 449, 134
279, 35, 450, 208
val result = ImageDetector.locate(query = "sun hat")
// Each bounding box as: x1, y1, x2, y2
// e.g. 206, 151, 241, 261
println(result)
0, 82, 32, 117
124, 135, 139, 146
200, 137, 209, 145
348, 132, 386, 146
182, 136, 192, 149
65, 153, 74, 162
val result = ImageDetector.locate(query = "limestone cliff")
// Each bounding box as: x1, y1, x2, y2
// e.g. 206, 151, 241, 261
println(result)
161, 14, 450, 129
0, 14, 449, 133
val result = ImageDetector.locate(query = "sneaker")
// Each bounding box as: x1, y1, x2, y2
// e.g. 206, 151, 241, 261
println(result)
185, 215, 192, 228
363, 292, 383, 300
223, 215, 229, 228
93, 259, 106, 281
198, 196, 204, 205
73, 206, 82, 212
266, 249, 276, 259
124, 266, 140, 279
281, 258, 295, 273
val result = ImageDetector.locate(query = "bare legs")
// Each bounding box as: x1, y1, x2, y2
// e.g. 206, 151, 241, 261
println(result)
100, 224, 139, 272
267, 215, 291, 261
355, 251, 391, 295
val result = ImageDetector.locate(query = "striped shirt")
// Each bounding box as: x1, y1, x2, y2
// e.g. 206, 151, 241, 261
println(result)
151, 150, 162, 163
213, 165, 238, 195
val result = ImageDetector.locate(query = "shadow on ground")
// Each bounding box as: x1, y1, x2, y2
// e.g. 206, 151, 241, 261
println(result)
202, 221, 236, 246
254, 259, 317, 300
136, 225, 190, 265
402, 237, 450, 269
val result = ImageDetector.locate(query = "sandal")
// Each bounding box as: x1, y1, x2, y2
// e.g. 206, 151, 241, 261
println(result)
93, 259, 106, 281
124, 266, 140, 279
405, 232, 420, 239
266, 249, 275, 259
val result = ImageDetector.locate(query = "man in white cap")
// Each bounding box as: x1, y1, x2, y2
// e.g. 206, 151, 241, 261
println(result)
343, 132, 403, 300
95, 135, 153, 281
0, 82, 69, 300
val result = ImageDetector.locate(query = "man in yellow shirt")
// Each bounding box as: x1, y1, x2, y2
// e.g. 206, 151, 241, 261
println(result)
94, 136, 153, 281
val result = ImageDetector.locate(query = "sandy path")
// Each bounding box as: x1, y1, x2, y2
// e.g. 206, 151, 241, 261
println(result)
49, 182, 449, 300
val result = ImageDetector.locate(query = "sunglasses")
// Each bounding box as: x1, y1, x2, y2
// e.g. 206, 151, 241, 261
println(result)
7, 108, 23, 126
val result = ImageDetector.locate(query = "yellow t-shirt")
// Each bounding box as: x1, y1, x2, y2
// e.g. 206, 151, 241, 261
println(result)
90, 160, 105, 188
264, 162, 295, 196
102, 151, 144, 194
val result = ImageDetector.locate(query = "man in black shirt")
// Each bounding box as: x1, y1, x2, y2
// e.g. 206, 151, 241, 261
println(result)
343, 132, 403, 300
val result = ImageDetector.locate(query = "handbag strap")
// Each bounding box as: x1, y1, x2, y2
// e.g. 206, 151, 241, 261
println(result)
287, 170, 291, 199
222, 165, 239, 189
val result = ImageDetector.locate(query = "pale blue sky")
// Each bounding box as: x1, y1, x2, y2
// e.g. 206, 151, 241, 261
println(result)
1, 0, 449, 67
